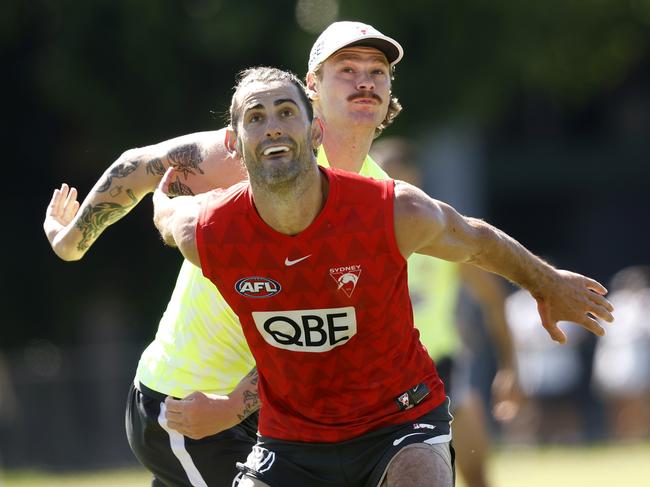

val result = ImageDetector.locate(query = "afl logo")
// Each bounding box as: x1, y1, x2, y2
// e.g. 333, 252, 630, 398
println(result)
235, 277, 281, 298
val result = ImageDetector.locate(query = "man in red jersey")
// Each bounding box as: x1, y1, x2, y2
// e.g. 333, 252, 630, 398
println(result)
153, 67, 614, 487
43, 21, 406, 487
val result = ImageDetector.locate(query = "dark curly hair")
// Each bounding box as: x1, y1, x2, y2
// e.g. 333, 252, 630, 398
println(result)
230, 67, 313, 129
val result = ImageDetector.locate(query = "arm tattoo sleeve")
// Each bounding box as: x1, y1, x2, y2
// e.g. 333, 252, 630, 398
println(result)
75, 189, 138, 251
145, 157, 166, 176
168, 144, 205, 178
97, 159, 141, 193
168, 175, 195, 197
238, 368, 260, 421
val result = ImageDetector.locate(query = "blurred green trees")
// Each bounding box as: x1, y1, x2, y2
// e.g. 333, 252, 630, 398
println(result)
3, 0, 649, 346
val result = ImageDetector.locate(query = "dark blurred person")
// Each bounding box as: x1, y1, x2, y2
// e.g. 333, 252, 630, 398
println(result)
372, 136, 522, 487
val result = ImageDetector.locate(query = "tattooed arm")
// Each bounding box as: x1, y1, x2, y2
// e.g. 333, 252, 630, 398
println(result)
163, 367, 260, 439
235, 367, 260, 422
44, 129, 246, 261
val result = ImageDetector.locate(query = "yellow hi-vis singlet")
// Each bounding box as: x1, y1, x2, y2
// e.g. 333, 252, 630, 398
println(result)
319, 148, 462, 360
316, 147, 388, 179
136, 259, 254, 397
407, 254, 462, 360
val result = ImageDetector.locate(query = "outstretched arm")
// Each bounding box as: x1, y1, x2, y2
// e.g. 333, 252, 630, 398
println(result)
44, 129, 244, 261
394, 181, 614, 344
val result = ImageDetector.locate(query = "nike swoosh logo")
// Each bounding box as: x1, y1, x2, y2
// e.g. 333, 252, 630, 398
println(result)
392, 432, 429, 446
284, 255, 311, 266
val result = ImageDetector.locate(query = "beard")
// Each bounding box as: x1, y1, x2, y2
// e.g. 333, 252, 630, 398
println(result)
242, 137, 313, 193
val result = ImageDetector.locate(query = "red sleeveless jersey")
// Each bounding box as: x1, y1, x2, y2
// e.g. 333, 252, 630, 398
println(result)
196, 167, 445, 442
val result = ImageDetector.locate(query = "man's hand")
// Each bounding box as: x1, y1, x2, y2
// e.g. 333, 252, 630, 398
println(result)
161, 167, 196, 197
44, 183, 80, 247
168, 168, 216, 196
533, 270, 614, 344
157, 166, 200, 197
164, 391, 240, 440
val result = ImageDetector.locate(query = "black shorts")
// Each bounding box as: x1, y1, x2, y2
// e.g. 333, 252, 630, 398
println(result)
435, 355, 472, 410
236, 397, 453, 487
435, 357, 454, 392
126, 382, 258, 487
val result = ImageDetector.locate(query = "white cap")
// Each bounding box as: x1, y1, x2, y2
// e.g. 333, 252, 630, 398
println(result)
308, 21, 404, 72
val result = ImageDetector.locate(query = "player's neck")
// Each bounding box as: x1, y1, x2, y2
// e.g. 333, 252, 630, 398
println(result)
251, 163, 328, 236
321, 123, 374, 173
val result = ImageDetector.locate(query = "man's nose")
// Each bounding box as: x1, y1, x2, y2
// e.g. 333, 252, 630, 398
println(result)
357, 73, 375, 91
265, 121, 283, 138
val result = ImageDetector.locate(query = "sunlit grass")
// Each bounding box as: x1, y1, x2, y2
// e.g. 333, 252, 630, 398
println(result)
459, 441, 650, 487
2, 467, 150, 487
3, 442, 649, 487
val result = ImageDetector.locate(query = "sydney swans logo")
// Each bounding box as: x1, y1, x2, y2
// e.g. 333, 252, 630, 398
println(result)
329, 264, 362, 297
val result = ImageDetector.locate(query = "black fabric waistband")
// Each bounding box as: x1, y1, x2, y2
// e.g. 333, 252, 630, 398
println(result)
134, 380, 178, 402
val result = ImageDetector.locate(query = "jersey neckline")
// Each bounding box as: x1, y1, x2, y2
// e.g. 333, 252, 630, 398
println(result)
245, 166, 338, 242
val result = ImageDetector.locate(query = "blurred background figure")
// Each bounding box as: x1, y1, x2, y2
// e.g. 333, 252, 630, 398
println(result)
592, 265, 650, 440
502, 288, 592, 444
371, 136, 522, 487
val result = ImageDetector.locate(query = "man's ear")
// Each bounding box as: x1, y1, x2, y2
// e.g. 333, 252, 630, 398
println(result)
224, 128, 238, 157
311, 117, 324, 149
306, 72, 319, 100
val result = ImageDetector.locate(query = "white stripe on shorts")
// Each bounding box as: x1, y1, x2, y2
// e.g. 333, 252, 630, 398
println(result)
425, 397, 454, 444
157, 402, 208, 487
424, 431, 453, 444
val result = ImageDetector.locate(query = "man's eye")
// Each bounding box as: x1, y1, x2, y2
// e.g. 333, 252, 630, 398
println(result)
341, 67, 354, 73
249, 114, 262, 123
281, 109, 294, 117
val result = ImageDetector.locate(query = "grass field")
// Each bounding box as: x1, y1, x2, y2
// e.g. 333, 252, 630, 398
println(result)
2, 442, 649, 487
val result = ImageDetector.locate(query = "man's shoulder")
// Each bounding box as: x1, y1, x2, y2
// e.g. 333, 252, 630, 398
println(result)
196, 182, 250, 242
204, 180, 250, 208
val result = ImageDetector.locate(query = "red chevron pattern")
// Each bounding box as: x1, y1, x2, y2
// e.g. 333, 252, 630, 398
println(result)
197, 167, 445, 442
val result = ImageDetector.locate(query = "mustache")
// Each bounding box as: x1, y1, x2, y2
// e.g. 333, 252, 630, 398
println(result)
347, 91, 383, 103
